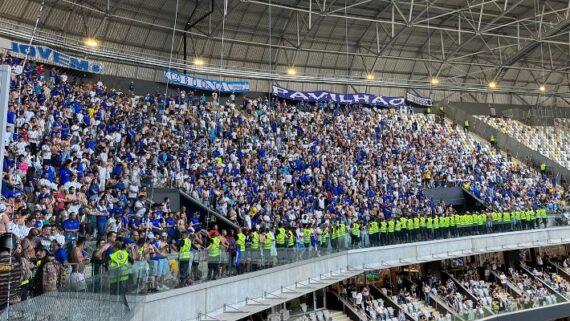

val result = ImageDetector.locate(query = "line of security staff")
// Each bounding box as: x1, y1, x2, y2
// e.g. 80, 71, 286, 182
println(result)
229, 208, 550, 274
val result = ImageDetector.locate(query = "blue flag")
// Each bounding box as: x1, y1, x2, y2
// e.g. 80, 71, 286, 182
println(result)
235, 245, 241, 266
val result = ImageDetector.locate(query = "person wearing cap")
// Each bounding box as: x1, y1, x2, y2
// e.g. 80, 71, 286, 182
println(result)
0, 233, 22, 310
33, 245, 65, 295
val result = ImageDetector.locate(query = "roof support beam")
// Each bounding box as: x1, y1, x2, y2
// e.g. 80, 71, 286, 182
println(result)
494, 15, 570, 81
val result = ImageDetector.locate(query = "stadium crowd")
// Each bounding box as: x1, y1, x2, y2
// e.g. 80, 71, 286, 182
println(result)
0, 52, 569, 312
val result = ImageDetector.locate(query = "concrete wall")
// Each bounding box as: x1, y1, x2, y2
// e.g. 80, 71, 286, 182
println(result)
132, 226, 570, 321
479, 302, 570, 321
147, 188, 180, 212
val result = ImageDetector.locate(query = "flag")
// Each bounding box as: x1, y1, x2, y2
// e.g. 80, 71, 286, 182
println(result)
235, 245, 241, 266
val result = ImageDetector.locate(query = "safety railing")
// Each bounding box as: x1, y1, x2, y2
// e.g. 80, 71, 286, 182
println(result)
2, 214, 568, 321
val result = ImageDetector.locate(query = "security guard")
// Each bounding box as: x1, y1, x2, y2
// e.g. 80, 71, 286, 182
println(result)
394, 219, 402, 243
490, 135, 496, 148
177, 230, 192, 286
440, 215, 449, 239
250, 228, 260, 271
528, 209, 536, 229
413, 216, 420, 241
351, 220, 361, 247
207, 233, 222, 280
330, 224, 338, 250
236, 229, 246, 274
338, 222, 347, 249
276, 225, 286, 248
387, 219, 396, 244
321, 224, 330, 251
478, 212, 486, 234
419, 215, 426, 241
540, 162, 547, 174
464, 119, 470, 133
448, 213, 456, 237
503, 211, 511, 231
426, 215, 433, 240
368, 219, 379, 247
263, 227, 274, 267
380, 220, 388, 245
303, 225, 312, 254
109, 242, 131, 295
406, 217, 414, 243
539, 208, 548, 228
400, 216, 408, 243
433, 216, 440, 238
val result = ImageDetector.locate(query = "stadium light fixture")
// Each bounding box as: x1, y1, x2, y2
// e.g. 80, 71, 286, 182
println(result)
430, 78, 440, 85
193, 57, 205, 66
539, 85, 546, 92
366, 74, 375, 80
286, 68, 297, 76
84, 38, 100, 48
488, 81, 497, 89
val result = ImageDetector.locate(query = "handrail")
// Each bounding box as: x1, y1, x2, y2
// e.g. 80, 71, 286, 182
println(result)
489, 270, 524, 298
178, 189, 239, 230
427, 292, 466, 321
547, 259, 570, 283
518, 265, 569, 302
330, 291, 371, 321
443, 271, 496, 316
368, 285, 415, 321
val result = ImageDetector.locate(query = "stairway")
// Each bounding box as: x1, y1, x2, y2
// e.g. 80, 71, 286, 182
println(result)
328, 310, 353, 321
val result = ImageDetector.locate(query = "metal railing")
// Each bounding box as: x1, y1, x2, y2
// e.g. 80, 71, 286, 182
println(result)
2, 214, 568, 321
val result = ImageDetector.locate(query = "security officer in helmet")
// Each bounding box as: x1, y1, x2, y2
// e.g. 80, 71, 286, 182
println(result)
0, 233, 22, 310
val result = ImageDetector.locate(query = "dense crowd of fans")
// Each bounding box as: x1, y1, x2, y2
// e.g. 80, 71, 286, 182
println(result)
0, 52, 569, 315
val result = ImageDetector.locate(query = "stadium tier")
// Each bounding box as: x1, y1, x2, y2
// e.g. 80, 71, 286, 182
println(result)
2, 0, 570, 320
475, 115, 570, 170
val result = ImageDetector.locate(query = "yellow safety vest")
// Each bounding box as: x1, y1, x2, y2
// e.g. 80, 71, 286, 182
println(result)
264, 233, 273, 250
352, 223, 360, 236
380, 221, 387, 233
287, 231, 295, 247
251, 232, 259, 249
276, 228, 286, 245
236, 232, 246, 250
109, 250, 130, 282
303, 228, 312, 244
209, 237, 221, 257
339, 224, 346, 236
179, 238, 192, 261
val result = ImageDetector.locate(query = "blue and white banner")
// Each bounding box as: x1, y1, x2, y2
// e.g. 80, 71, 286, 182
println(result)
164, 69, 249, 93
406, 92, 433, 107
272, 85, 410, 108
1, 38, 103, 73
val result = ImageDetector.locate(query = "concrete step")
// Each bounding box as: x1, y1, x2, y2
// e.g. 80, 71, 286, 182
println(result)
329, 310, 352, 321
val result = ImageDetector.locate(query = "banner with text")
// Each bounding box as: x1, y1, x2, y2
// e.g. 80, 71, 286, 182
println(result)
164, 69, 249, 93
0, 38, 103, 73
405, 92, 433, 107
271, 85, 412, 108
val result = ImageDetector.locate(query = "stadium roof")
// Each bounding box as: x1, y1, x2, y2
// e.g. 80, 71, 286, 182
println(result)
2, 0, 570, 104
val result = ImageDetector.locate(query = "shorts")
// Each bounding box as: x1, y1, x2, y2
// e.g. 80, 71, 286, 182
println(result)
149, 260, 158, 277
133, 261, 149, 279
70, 272, 86, 291
157, 258, 169, 277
